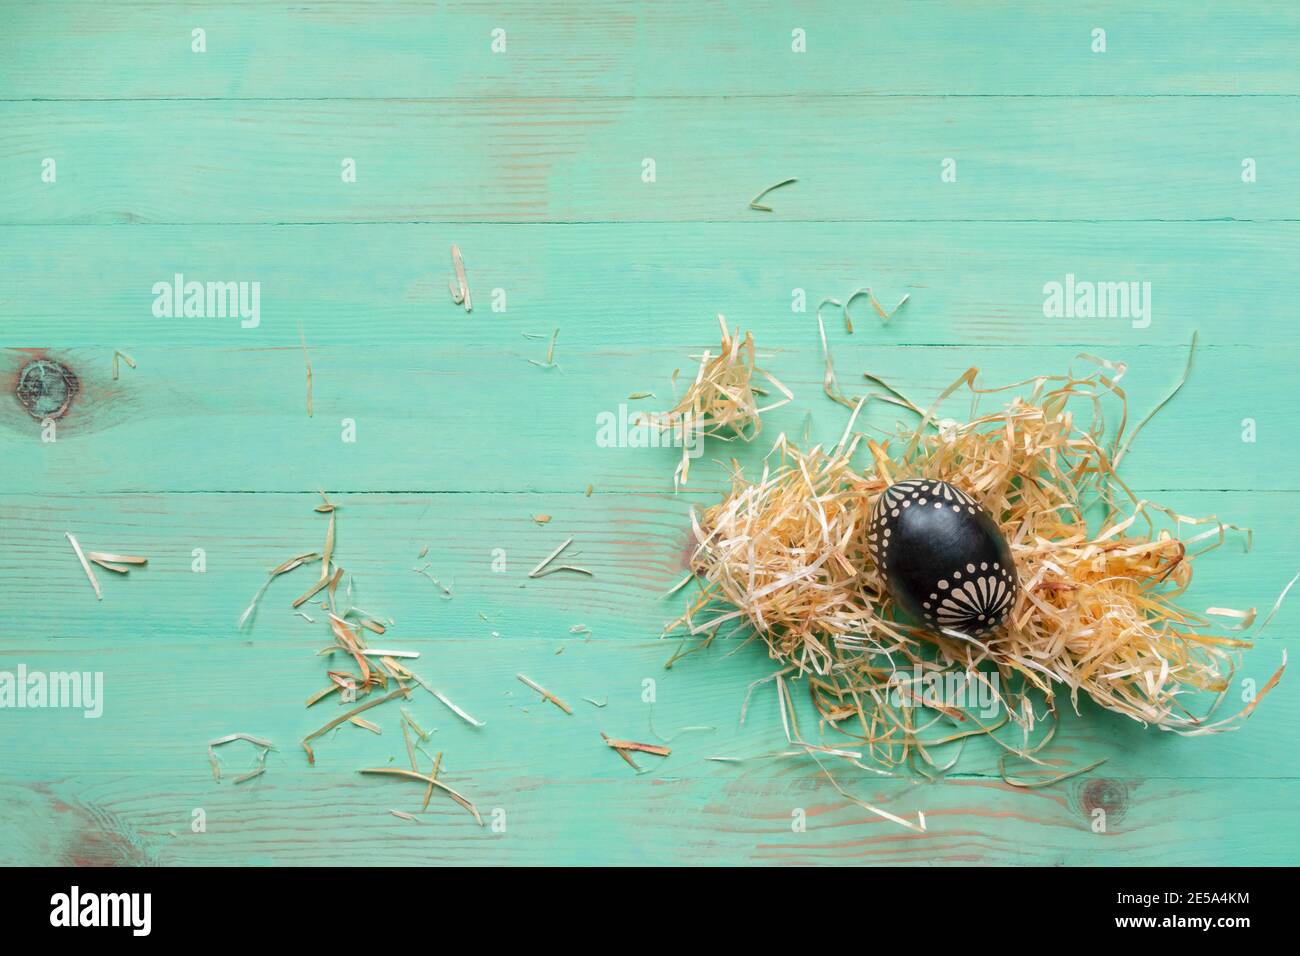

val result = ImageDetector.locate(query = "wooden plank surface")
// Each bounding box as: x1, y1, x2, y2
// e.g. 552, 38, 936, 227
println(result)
3, 96, 1297, 223
3, 2, 1299, 99
1, 1, 1297, 867
0, 344, 1289, 491
2, 223, 1298, 348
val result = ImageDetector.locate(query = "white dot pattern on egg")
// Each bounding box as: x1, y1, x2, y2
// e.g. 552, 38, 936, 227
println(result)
867, 479, 1017, 636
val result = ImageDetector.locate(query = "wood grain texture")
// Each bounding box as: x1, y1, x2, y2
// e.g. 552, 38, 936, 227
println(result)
1, 1, 1297, 866
2, 223, 1298, 348
3, 1, 1299, 99
0, 344, 1289, 491
6, 773, 1296, 867
4, 96, 1297, 224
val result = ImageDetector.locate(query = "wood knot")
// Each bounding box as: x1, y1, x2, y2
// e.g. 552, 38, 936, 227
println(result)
15, 358, 79, 420
1075, 777, 1130, 825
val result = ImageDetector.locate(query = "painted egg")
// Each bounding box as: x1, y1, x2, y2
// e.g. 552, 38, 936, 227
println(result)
867, 479, 1018, 636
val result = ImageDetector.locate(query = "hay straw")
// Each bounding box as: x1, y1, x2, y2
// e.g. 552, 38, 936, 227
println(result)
208, 733, 274, 783
844, 287, 909, 327
87, 549, 148, 576
529, 537, 573, 577
529, 328, 560, 369
65, 532, 101, 600
90, 558, 130, 574
671, 357, 1287, 788
641, 315, 792, 487
401, 708, 431, 740
241, 550, 319, 626
302, 687, 411, 764
601, 735, 670, 757
518, 673, 572, 714
413, 566, 454, 597
86, 551, 147, 565
404, 668, 485, 727
111, 350, 136, 380
358, 767, 482, 825
299, 325, 313, 418
748, 177, 796, 212
449, 245, 471, 311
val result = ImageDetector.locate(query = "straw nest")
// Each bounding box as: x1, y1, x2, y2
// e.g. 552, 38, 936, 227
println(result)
671, 358, 1287, 778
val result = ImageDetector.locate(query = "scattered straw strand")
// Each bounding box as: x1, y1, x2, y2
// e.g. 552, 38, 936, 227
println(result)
299, 325, 313, 417
518, 673, 572, 714
449, 245, 471, 311
749, 177, 796, 212
65, 533, 101, 601
358, 767, 482, 825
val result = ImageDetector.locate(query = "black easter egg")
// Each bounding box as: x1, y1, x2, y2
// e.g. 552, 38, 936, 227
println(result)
867, 479, 1018, 636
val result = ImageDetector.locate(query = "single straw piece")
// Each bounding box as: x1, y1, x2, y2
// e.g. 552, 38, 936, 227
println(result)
748, 177, 796, 212
232, 763, 267, 785
404, 669, 486, 727
111, 350, 136, 380
85, 551, 147, 565
1114, 330, 1197, 468
358, 767, 483, 825
401, 708, 431, 740
533, 564, 593, 578
517, 673, 572, 714
843, 286, 909, 334
423, 751, 443, 811
320, 510, 336, 583
605, 739, 643, 772
601, 734, 670, 757
90, 558, 130, 574
291, 575, 331, 609
65, 533, 101, 600
350, 716, 382, 735
401, 720, 418, 771
528, 328, 560, 369
301, 687, 410, 764
529, 537, 574, 578
299, 325, 313, 418
240, 550, 320, 627
208, 733, 274, 783
449, 245, 471, 312
412, 566, 454, 597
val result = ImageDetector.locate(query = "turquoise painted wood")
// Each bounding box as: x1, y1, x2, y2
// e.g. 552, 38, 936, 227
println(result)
4, 96, 1299, 223
4, 2, 1300, 98
3, 224, 1300, 349
0, 344, 1294, 492
1, 2, 1297, 866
